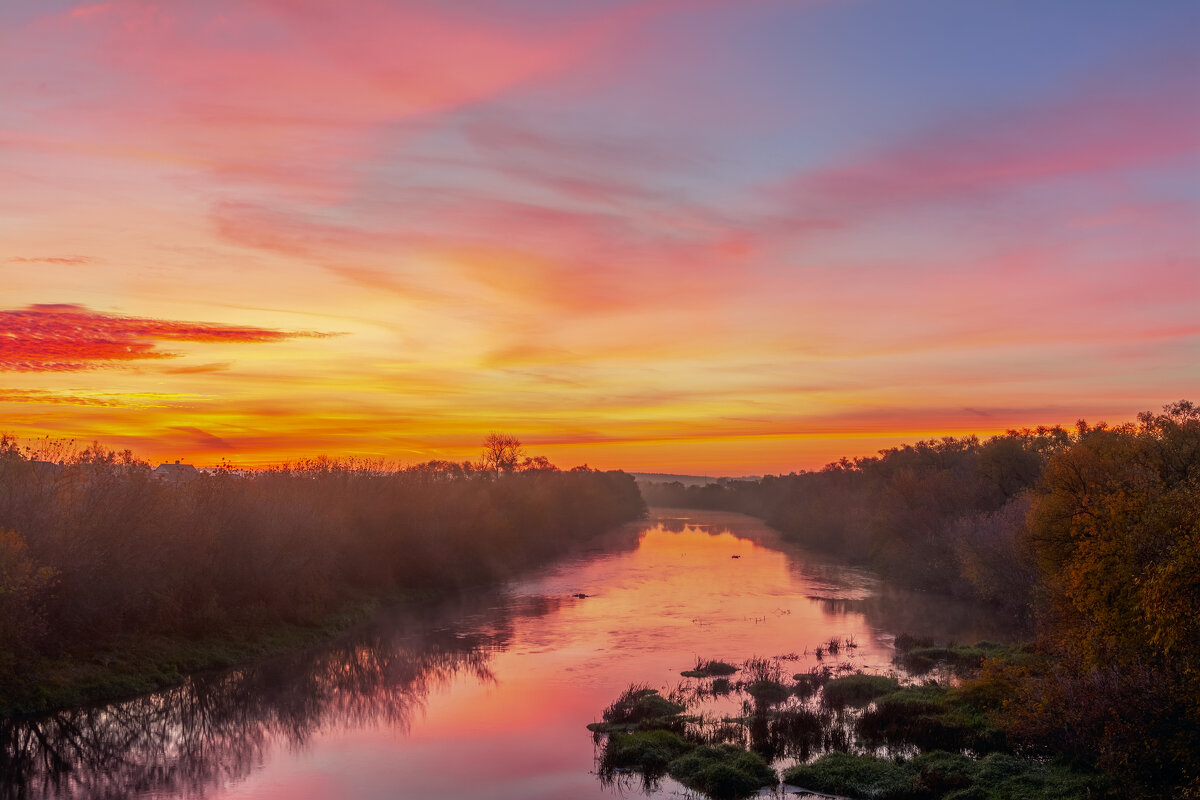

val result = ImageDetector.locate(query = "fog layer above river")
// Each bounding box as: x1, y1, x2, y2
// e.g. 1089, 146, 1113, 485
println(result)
3, 510, 1024, 800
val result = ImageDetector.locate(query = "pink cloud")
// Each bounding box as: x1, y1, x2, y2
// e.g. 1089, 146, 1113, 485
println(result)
0, 304, 327, 372
772, 76, 1200, 217
6, 256, 93, 265
2, 0, 714, 203
212, 197, 753, 315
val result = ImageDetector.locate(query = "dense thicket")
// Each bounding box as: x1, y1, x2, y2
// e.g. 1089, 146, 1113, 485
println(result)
1007, 402, 1200, 798
646, 401, 1200, 798
0, 440, 644, 696
642, 426, 1070, 607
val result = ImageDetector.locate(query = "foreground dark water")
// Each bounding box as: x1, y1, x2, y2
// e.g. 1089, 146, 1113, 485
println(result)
2, 511, 1023, 799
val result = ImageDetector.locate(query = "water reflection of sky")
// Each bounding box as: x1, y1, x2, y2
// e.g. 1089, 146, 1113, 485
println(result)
1, 511, 1026, 800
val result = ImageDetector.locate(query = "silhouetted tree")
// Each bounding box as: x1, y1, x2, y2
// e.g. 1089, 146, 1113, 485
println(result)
481, 433, 524, 474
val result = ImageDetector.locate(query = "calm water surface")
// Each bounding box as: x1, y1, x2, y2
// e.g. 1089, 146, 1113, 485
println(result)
3, 511, 1022, 800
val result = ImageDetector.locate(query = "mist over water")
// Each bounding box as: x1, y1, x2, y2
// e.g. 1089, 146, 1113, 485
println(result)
2, 511, 1024, 800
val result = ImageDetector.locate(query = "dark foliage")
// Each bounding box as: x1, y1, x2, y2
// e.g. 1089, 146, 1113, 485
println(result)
642, 426, 1069, 607
0, 438, 645, 708
646, 401, 1199, 798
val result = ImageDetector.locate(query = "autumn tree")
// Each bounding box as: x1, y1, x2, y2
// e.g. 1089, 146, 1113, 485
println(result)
1019, 401, 1200, 795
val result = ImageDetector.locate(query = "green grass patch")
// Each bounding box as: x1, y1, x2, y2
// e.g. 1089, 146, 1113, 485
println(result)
602, 729, 695, 775
745, 679, 791, 705
856, 683, 1005, 754
588, 685, 687, 732
951, 753, 1109, 799
784, 752, 921, 799
667, 744, 777, 800
822, 673, 901, 708
783, 751, 1108, 800
894, 642, 1014, 675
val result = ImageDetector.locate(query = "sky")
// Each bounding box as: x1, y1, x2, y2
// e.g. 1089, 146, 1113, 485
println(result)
2, 0, 1198, 474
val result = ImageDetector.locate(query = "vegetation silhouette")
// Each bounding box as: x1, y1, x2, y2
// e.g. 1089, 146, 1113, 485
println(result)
643, 401, 1200, 798
0, 435, 645, 713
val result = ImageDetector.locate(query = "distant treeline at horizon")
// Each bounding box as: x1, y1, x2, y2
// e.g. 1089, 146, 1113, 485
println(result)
0, 435, 645, 712
644, 400, 1200, 797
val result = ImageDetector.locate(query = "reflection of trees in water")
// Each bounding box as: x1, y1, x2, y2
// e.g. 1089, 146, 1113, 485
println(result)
806, 587, 1029, 645
0, 593, 552, 800
774, 540, 1029, 645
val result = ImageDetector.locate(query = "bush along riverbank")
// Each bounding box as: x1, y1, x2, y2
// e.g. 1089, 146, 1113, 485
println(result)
0, 439, 646, 715
588, 639, 1112, 800
637, 402, 1200, 797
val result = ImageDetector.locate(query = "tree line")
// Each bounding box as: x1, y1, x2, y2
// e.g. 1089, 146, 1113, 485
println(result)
644, 401, 1199, 797
0, 436, 645, 710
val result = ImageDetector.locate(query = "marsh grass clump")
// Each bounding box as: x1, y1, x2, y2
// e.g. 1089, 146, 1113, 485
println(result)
601, 729, 694, 777
792, 666, 832, 699
667, 744, 777, 800
894, 641, 1013, 676
910, 750, 976, 796
741, 655, 781, 682
856, 684, 1004, 754
963, 752, 1109, 799
682, 658, 740, 679
783, 750, 1108, 800
821, 673, 901, 708
587, 650, 1108, 800
739, 656, 790, 706
588, 684, 687, 733
745, 679, 790, 705
783, 752, 919, 799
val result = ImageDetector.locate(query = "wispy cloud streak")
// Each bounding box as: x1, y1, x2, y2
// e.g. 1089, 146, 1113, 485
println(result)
0, 304, 328, 372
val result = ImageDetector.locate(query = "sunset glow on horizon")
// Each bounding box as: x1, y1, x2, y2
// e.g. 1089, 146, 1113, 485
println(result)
2, 0, 1197, 474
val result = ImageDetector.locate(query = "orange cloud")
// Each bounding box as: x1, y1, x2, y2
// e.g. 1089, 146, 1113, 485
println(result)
0, 389, 122, 407
163, 362, 233, 375
0, 304, 327, 372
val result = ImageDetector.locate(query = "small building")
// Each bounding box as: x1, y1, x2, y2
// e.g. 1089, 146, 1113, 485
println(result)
153, 460, 199, 483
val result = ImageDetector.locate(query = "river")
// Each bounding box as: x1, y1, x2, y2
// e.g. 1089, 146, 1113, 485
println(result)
1, 510, 1023, 799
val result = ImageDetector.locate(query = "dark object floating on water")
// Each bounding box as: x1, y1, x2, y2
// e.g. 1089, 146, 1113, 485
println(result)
572, 592, 590, 599
731, 555, 741, 559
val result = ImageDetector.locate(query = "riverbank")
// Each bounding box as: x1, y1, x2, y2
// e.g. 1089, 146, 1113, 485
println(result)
0, 510, 1102, 800
590, 641, 1113, 800
639, 404, 1200, 798
0, 452, 646, 717
2, 596, 384, 716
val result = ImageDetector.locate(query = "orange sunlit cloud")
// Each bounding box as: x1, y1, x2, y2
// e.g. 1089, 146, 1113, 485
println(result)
1, 1, 1197, 472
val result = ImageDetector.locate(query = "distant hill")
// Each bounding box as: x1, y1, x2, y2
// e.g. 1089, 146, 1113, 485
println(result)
630, 472, 762, 486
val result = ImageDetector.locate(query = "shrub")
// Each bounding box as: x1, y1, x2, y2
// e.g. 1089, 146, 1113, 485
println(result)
668, 745, 776, 800
822, 673, 900, 708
